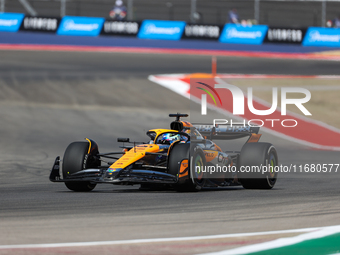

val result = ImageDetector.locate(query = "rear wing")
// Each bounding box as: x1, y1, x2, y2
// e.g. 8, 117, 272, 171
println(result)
193, 124, 260, 140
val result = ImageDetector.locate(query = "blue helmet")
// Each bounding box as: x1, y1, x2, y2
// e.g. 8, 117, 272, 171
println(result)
159, 133, 180, 144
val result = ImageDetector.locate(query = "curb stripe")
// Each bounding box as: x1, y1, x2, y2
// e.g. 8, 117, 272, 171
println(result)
0, 44, 340, 61
198, 225, 340, 255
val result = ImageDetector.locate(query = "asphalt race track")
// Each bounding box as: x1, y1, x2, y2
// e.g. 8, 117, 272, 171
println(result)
0, 51, 340, 254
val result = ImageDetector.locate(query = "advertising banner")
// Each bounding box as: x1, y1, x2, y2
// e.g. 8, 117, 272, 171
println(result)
303, 27, 340, 47
20, 16, 60, 33
264, 27, 306, 44
57, 16, 105, 36
0, 13, 24, 32
219, 24, 268, 45
182, 24, 222, 40
101, 20, 140, 36
138, 20, 186, 40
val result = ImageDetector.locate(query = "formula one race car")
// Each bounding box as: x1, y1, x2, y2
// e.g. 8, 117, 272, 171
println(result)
50, 113, 278, 192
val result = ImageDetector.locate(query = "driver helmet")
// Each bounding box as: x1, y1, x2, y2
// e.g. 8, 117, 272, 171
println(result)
160, 133, 180, 144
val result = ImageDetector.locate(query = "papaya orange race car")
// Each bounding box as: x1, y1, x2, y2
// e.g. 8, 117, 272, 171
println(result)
50, 113, 278, 191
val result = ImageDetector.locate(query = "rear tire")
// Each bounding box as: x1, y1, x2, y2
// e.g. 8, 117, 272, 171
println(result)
62, 141, 98, 192
238, 143, 278, 189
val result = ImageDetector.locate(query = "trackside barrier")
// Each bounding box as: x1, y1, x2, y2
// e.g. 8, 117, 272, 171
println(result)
263, 27, 307, 44
1, 12, 340, 47
137, 20, 186, 40
101, 20, 140, 36
219, 24, 268, 45
57, 16, 105, 36
0, 13, 24, 32
20, 16, 60, 33
302, 27, 340, 47
182, 23, 222, 40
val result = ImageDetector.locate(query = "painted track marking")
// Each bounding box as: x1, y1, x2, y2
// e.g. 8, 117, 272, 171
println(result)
198, 225, 340, 255
0, 227, 320, 250
0, 44, 340, 61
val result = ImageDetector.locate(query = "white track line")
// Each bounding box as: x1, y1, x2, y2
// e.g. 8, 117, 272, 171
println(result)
198, 225, 340, 255
0, 227, 320, 250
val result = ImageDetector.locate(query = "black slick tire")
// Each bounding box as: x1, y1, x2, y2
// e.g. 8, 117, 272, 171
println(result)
238, 142, 278, 189
62, 142, 98, 192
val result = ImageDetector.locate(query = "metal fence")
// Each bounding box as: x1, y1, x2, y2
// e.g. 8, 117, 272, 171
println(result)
1, 0, 340, 27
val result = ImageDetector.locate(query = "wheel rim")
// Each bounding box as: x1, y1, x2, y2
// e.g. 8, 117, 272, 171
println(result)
268, 152, 277, 185
193, 153, 204, 184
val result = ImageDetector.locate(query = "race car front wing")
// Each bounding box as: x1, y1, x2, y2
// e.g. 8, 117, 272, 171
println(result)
49, 157, 178, 185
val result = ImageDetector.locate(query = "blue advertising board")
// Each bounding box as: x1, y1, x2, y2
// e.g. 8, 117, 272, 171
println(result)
138, 20, 186, 40
57, 16, 105, 36
219, 24, 268, 45
302, 27, 340, 47
0, 13, 24, 32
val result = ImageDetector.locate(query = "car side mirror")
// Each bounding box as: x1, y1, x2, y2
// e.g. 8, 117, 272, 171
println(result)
117, 138, 130, 143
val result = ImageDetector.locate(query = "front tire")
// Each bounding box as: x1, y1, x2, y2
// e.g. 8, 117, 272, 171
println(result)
62, 141, 98, 192
238, 143, 278, 189
168, 143, 206, 191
